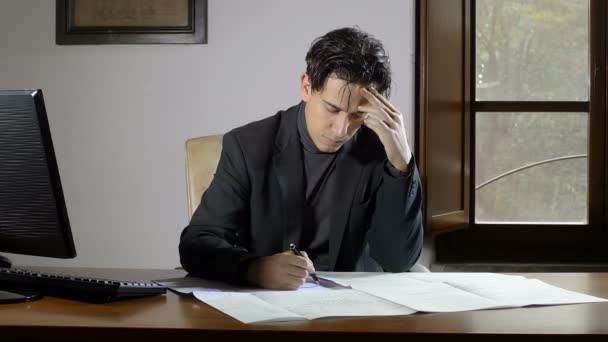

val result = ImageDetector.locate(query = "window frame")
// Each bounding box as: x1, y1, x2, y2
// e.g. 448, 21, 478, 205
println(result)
418, 0, 608, 263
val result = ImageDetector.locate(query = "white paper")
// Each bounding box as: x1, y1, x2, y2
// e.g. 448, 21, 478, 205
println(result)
194, 292, 304, 323
318, 271, 524, 287
445, 277, 608, 306
252, 288, 416, 319
328, 272, 607, 312
162, 272, 608, 324
191, 278, 357, 323
342, 273, 510, 312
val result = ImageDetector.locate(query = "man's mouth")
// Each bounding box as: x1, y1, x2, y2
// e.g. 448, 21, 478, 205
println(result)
326, 138, 346, 145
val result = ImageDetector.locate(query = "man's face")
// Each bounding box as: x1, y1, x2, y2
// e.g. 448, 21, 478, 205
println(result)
300, 74, 370, 153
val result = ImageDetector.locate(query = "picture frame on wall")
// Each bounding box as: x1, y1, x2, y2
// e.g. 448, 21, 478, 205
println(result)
56, 0, 207, 45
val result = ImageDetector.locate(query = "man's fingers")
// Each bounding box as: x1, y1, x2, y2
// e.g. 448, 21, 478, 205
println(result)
361, 88, 400, 120
285, 265, 308, 278
283, 275, 307, 290
286, 254, 311, 270
364, 113, 391, 132
280, 250, 316, 275
368, 87, 399, 113
300, 251, 317, 273
358, 105, 395, 128
360, 88, 388, 112
363, 114, 393, 143
283, 250, 309, 268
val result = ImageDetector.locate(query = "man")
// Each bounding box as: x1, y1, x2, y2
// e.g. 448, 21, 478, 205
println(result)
180, 27, 423, 290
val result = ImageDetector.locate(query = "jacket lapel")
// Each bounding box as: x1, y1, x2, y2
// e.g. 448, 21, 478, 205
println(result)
328, 134, 365, 270
273, 104, 305, 251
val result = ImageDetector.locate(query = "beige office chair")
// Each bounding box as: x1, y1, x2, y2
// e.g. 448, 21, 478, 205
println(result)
184, 134, 430, 272
185, 135, 223, 218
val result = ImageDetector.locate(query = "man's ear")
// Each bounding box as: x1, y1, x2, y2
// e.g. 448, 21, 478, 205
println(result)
300, 73, 312, 102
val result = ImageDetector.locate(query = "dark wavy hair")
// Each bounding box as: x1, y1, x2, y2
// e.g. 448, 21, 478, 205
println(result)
305, 27, 392, 98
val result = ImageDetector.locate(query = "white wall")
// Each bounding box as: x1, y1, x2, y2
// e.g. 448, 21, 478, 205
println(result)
0, 0, 415, 269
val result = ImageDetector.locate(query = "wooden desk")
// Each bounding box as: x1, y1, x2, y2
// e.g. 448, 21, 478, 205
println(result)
1, 268, 607, 341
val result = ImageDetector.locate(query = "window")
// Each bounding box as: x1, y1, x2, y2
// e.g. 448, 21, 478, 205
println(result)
417, 0, 607, 263
475, 0, 589, 224
475, 112, 588, 224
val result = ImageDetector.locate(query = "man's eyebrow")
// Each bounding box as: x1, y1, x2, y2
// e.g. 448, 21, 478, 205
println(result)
322, 99, 364, 114
322, 99, 343, 111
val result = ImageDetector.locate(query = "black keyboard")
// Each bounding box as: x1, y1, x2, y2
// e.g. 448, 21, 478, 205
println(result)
0, 267, 167, 303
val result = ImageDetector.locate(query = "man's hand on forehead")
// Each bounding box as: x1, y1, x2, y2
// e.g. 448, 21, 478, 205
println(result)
358, 87, 412, 172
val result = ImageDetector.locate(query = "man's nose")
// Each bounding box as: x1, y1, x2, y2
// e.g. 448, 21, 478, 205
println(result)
332, 113, 350, 138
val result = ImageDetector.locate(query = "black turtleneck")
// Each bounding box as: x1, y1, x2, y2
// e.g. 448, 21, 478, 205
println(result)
295, 103, 410, 271
296, 104, 345, 271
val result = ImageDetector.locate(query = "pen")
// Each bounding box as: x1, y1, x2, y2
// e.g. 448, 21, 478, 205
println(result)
289, 243, 320, 284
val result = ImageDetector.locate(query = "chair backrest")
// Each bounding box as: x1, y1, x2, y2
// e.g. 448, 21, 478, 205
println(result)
185, 135, 223, 219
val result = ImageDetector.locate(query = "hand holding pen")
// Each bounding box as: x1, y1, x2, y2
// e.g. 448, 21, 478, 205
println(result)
289, 243, 320, 284
245, 245, 317, 290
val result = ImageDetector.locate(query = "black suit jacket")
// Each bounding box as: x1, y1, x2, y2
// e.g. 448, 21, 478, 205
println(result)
179, 102, 424, 285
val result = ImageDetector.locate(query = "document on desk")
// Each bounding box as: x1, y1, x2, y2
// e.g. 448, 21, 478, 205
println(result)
161, 272, 607, 324
195, 286, 416, 323
156, 275, 413, 323
194, 292, 305, 323
325, 272, 608, 312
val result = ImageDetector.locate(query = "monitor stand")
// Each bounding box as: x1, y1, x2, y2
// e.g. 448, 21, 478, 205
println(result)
0, 255, 43, 303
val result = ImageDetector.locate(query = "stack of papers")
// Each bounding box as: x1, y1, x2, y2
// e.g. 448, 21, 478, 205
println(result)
155, 272, 607, 324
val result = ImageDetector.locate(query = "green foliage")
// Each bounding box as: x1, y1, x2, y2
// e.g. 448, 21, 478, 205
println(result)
474, 0, 589, 223
476, 0, 588, 101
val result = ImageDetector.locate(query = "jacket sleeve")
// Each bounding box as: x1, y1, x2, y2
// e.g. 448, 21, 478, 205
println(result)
366, 158, 424, 272
179, 132, 258, 285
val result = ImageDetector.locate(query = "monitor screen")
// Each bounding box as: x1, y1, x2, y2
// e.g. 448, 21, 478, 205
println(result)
0, 90, 76, 267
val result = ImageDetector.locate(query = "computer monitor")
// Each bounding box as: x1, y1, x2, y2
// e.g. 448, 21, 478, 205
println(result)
0, 89, 76, 268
